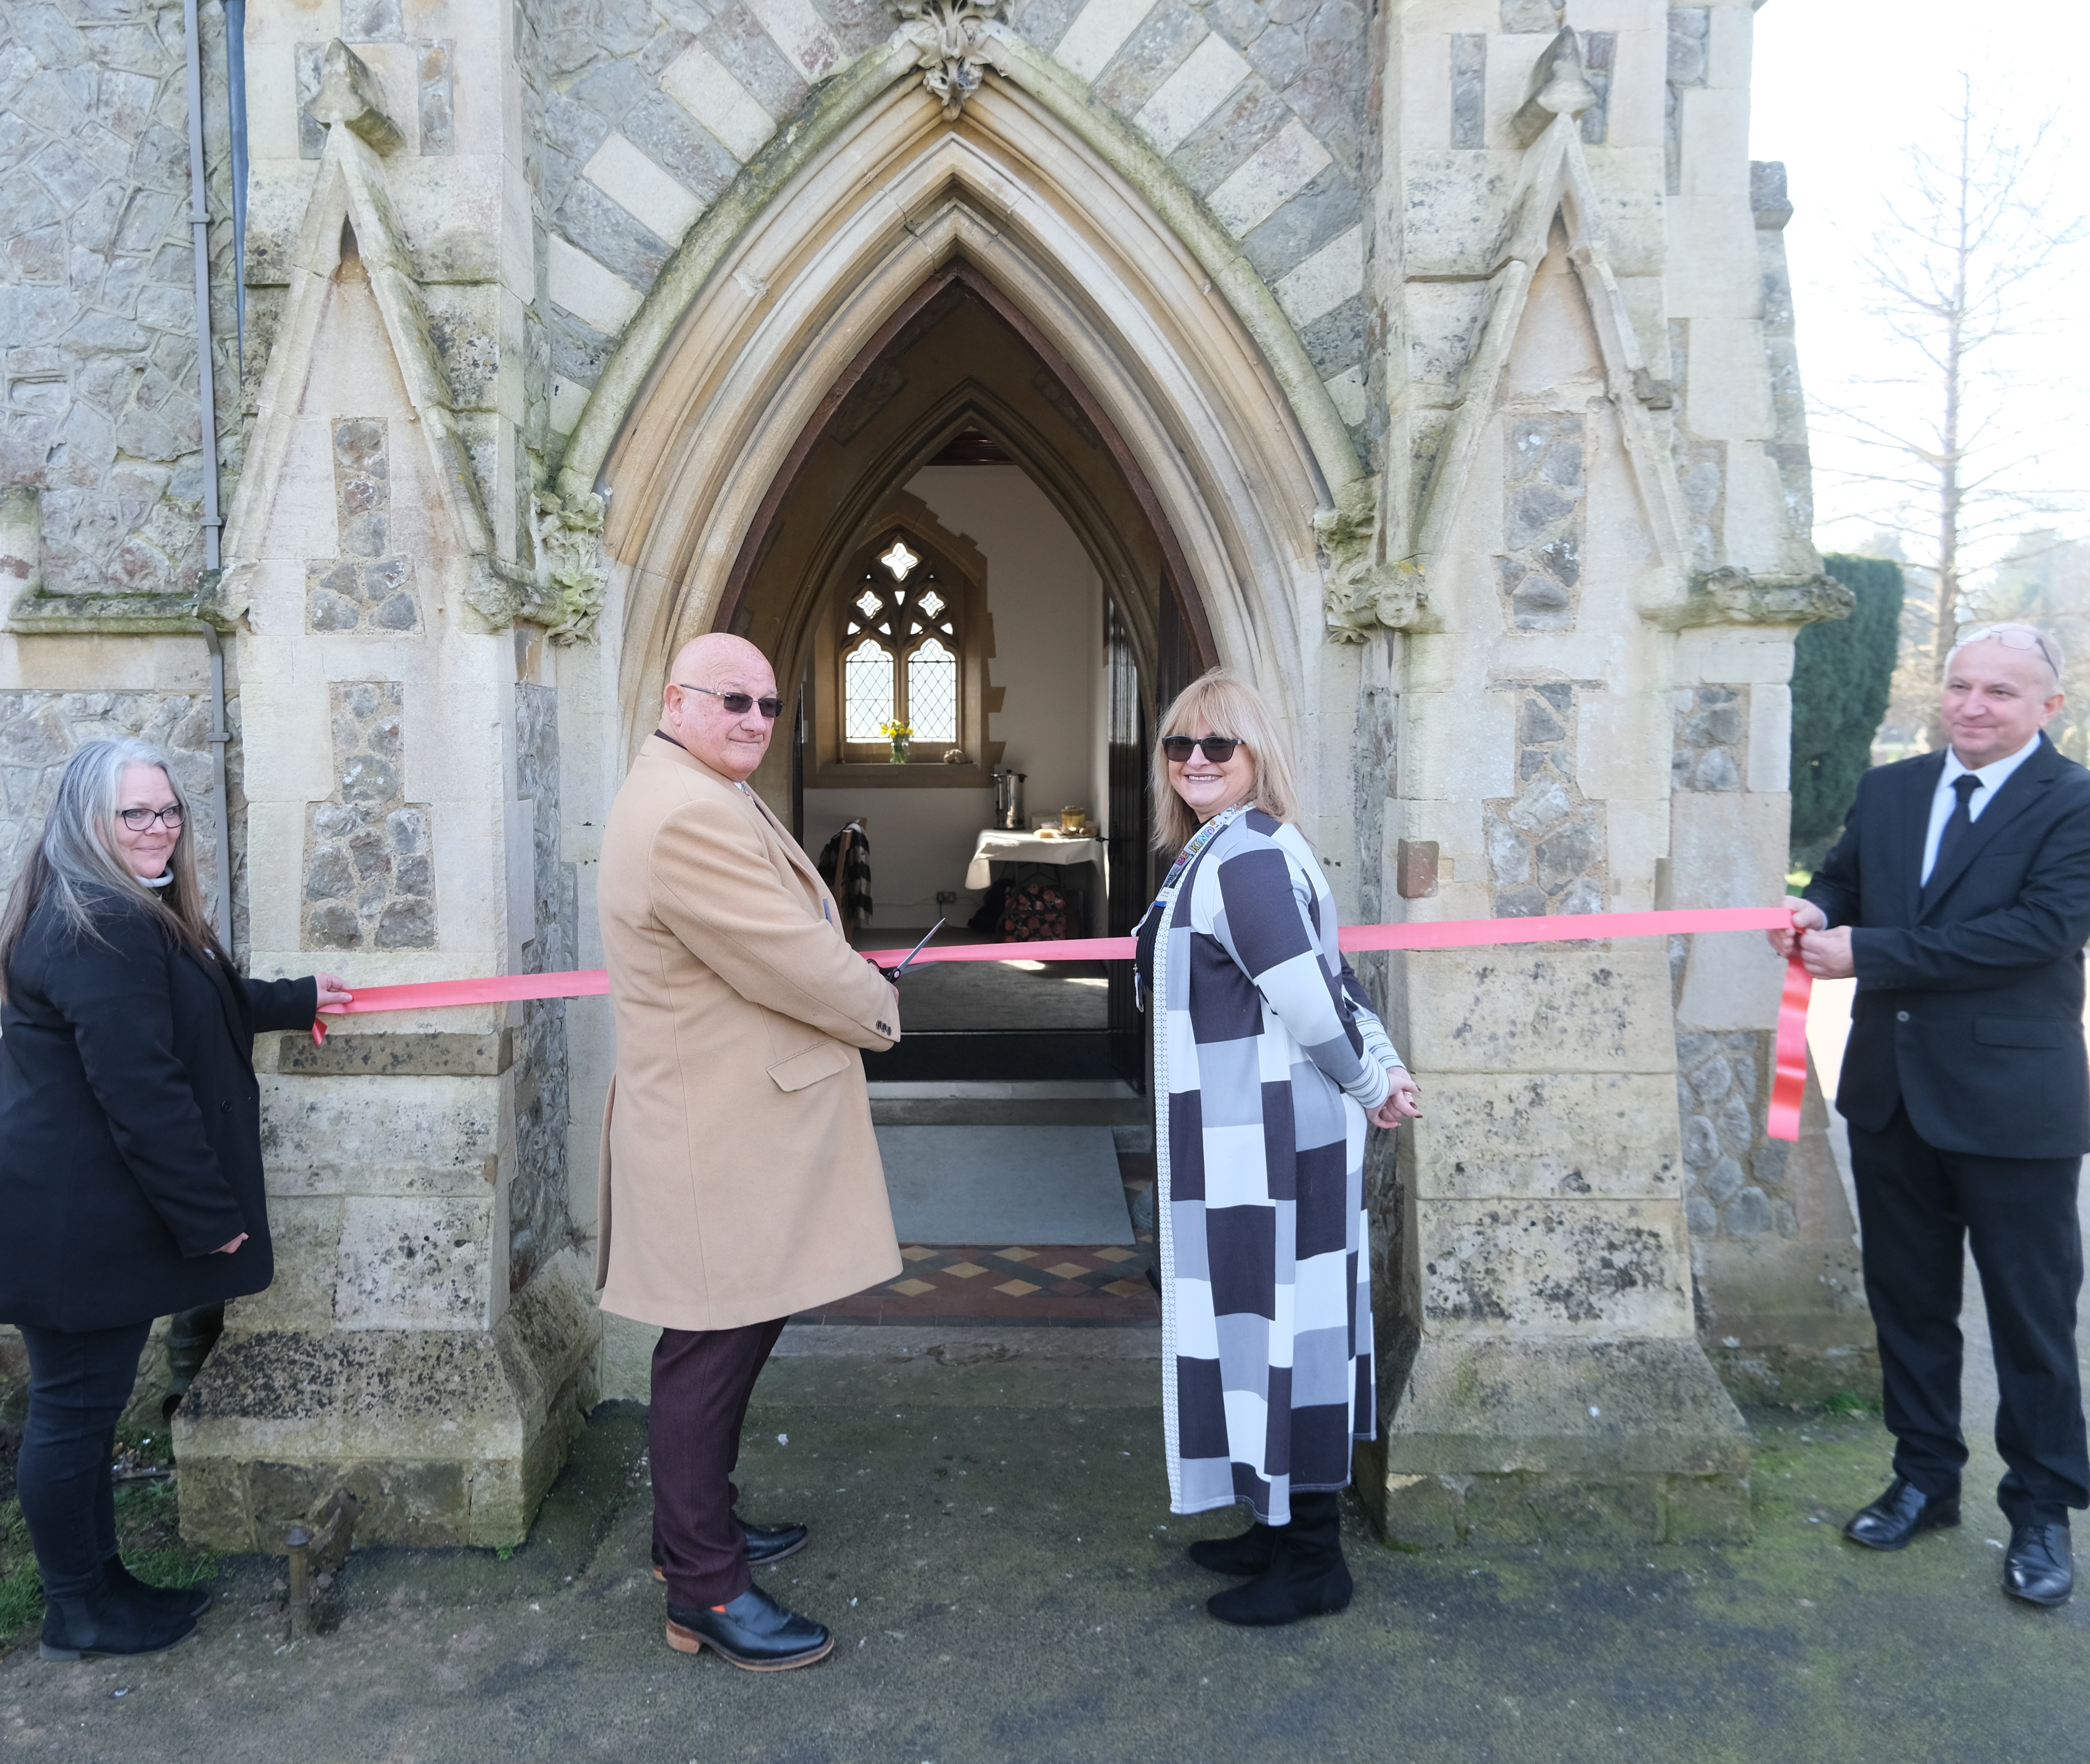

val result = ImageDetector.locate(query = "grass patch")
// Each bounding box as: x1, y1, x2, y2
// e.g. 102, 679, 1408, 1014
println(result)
1820, 1390, 1874, 1417
0, 1499, 41, 1639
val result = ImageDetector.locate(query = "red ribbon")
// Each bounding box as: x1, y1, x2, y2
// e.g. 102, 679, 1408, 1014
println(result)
315, 905, 1812, 1140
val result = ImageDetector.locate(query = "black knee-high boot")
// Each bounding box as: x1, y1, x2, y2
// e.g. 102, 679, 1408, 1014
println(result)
1205, 1491, 1353, 1627
1187, 1518, 1278, 1577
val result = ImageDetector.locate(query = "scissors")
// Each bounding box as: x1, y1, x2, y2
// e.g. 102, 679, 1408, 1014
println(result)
882, 917, 946, 981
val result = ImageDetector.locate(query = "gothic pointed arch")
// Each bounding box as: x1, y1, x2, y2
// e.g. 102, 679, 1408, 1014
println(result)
577, 70, 1354, 752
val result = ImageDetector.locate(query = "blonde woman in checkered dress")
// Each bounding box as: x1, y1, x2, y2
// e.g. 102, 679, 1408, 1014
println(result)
1132, 669, 1420, 1627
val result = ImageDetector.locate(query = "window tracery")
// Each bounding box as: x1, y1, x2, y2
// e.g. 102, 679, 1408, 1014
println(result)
840, 531, 964, 756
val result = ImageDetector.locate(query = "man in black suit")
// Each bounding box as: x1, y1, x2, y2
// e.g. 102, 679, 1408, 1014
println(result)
1774, 621, 2090, 1605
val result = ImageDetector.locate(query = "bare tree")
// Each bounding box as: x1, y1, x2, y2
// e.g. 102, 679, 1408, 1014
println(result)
1816, 80, 2084, 735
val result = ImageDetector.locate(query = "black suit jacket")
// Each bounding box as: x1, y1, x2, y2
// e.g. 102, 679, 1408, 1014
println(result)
1804, 735, 2090, 1160
0, 892, 317, 1332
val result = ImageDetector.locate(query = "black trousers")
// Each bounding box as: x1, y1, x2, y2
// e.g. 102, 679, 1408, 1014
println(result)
15, 1320, 154, 1602
650, 1317, 789, 1609
1850, 1104, 2088, 1526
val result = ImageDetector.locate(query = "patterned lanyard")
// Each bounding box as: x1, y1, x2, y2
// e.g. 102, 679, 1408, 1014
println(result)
1138, 803, 1248, 1013
1159, 801, 1247, 895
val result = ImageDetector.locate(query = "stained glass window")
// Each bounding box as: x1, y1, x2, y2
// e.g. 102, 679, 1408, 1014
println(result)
843, 638, 894, 739
879, 539, 920, 581
906, 638, 957, 742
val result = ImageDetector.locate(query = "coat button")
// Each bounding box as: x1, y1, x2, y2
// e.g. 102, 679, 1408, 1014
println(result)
1896, 1010, 1910, 1023
220, 1098, 232, 1111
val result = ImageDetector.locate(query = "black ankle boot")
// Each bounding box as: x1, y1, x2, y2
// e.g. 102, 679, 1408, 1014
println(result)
40, 1580, 198, 1662
105, 1556, 212, 1619
1188, 1519, 1279, 1577
1205, 1491, 1353, 1627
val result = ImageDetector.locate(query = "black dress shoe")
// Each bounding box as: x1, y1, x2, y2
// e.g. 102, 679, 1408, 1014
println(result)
665, 1585, 833, 1670
652, 1518, 809, 1582
1842, 1476, 1960, 1551
105, 1556, 212, 1619
2004, 1522, 2074, 1606
1188, 1520, 1278, 1577
741, 1520, 809, 1566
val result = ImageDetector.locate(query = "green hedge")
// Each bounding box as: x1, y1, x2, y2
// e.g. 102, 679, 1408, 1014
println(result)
1789, 554, 1904, 864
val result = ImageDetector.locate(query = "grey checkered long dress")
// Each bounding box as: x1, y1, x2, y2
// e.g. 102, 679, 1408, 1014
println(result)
1136, 805, 1399, 1526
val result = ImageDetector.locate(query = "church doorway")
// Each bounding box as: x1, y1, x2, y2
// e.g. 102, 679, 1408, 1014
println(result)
714, 268, 1211, 1307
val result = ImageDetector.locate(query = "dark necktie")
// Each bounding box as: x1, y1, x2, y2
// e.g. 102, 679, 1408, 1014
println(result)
1928, 774, 1983, 886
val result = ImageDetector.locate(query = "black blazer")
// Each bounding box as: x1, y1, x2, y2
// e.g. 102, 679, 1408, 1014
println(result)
0, 892, 317, 1332
1804, 735, 2090, 1160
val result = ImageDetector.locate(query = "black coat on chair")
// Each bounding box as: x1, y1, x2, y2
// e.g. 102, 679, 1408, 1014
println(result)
1803, 734, 2090, 1161
0, 893, 318, 1332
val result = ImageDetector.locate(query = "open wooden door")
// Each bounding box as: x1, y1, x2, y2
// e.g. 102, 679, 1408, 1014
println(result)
1105, 595, 1145, 1087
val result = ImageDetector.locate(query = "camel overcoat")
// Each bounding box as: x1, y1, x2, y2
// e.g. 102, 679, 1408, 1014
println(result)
595, 736, 903, 1331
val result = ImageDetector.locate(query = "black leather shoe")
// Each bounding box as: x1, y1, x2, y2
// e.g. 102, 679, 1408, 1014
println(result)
652, 1518, 809, 1582
1188, 1520, 1278, 1577
665, 1585, 833, 1670
105, 1556, 212, 1619
741, 1520, 809, 1566
1842, 1477, 1960, 1551
40, 1583, 198, 1662
2004, 1522, 2074, 1607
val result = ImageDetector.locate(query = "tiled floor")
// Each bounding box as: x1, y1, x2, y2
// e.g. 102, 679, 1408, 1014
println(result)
791, 1151, 1161, 1326
791, 1243, 1158, 1326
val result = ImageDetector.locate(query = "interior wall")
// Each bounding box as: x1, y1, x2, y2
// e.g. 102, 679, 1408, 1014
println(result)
800, 462, 1103, 930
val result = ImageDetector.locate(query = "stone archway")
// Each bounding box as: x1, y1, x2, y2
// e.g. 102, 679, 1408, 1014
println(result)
715, 267, 1215, 818
581, 76, 1346, 780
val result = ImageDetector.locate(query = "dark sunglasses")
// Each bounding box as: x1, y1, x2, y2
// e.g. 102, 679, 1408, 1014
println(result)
1160, 735, 1244, 763
678, 683, 784, 720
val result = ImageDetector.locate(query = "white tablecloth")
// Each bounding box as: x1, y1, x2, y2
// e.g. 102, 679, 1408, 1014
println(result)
965, 830, 1103, 890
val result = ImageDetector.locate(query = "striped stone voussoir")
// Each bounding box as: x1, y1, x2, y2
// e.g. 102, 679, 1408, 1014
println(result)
537, 0, 1369, 440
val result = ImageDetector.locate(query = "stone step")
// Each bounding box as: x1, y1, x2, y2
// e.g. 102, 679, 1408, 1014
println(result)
867, 1079, 1149, 1128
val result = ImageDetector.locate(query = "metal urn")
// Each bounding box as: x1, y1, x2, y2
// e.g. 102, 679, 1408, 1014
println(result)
993, 768, 1027, 830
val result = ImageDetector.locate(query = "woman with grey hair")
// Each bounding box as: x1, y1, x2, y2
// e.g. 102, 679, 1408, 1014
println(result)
1133, 668, 1420, 1627
0, 738, 351, 1661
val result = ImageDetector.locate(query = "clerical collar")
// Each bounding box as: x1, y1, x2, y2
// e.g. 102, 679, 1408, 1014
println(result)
145, 873, 173, 888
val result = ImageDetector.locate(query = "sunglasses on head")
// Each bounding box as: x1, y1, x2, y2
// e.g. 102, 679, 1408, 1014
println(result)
1159, 735, 1244, 763
677, 683, 784, 720
1956, 624, 2061, 678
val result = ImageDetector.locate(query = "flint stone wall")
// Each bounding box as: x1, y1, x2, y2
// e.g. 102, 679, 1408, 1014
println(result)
0, 0, 239, 599
511, 680, 573, 1297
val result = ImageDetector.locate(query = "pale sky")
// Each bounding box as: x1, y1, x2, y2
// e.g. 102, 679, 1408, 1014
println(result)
1749, 0, 2089, 574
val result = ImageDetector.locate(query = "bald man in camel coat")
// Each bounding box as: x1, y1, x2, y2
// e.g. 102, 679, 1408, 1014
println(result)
596, 633, 900, 1671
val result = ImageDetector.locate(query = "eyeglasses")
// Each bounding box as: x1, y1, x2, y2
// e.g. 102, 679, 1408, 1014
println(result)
1160, 735, 1244, 764
1955, 624, 2062, 678
676, 684, 784, 720
118, 805, 183, 832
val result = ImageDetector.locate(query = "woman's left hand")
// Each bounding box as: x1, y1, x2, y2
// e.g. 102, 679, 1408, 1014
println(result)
314, 972, 354, 1011
1366, 1065, 1421, 1129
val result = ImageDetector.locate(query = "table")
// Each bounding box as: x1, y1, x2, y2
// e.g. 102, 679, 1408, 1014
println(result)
965, 829, 1103, 891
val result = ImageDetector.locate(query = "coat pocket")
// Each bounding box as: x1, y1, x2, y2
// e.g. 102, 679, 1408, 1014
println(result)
1973, 1016, 2079, 1050
766, 1041, 852, 1092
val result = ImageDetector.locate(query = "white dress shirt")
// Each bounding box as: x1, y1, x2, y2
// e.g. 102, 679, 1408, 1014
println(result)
1919, 733, 2043, 884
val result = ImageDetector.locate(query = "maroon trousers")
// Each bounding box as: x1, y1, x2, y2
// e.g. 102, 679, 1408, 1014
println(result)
650, 1316, 789, 1609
